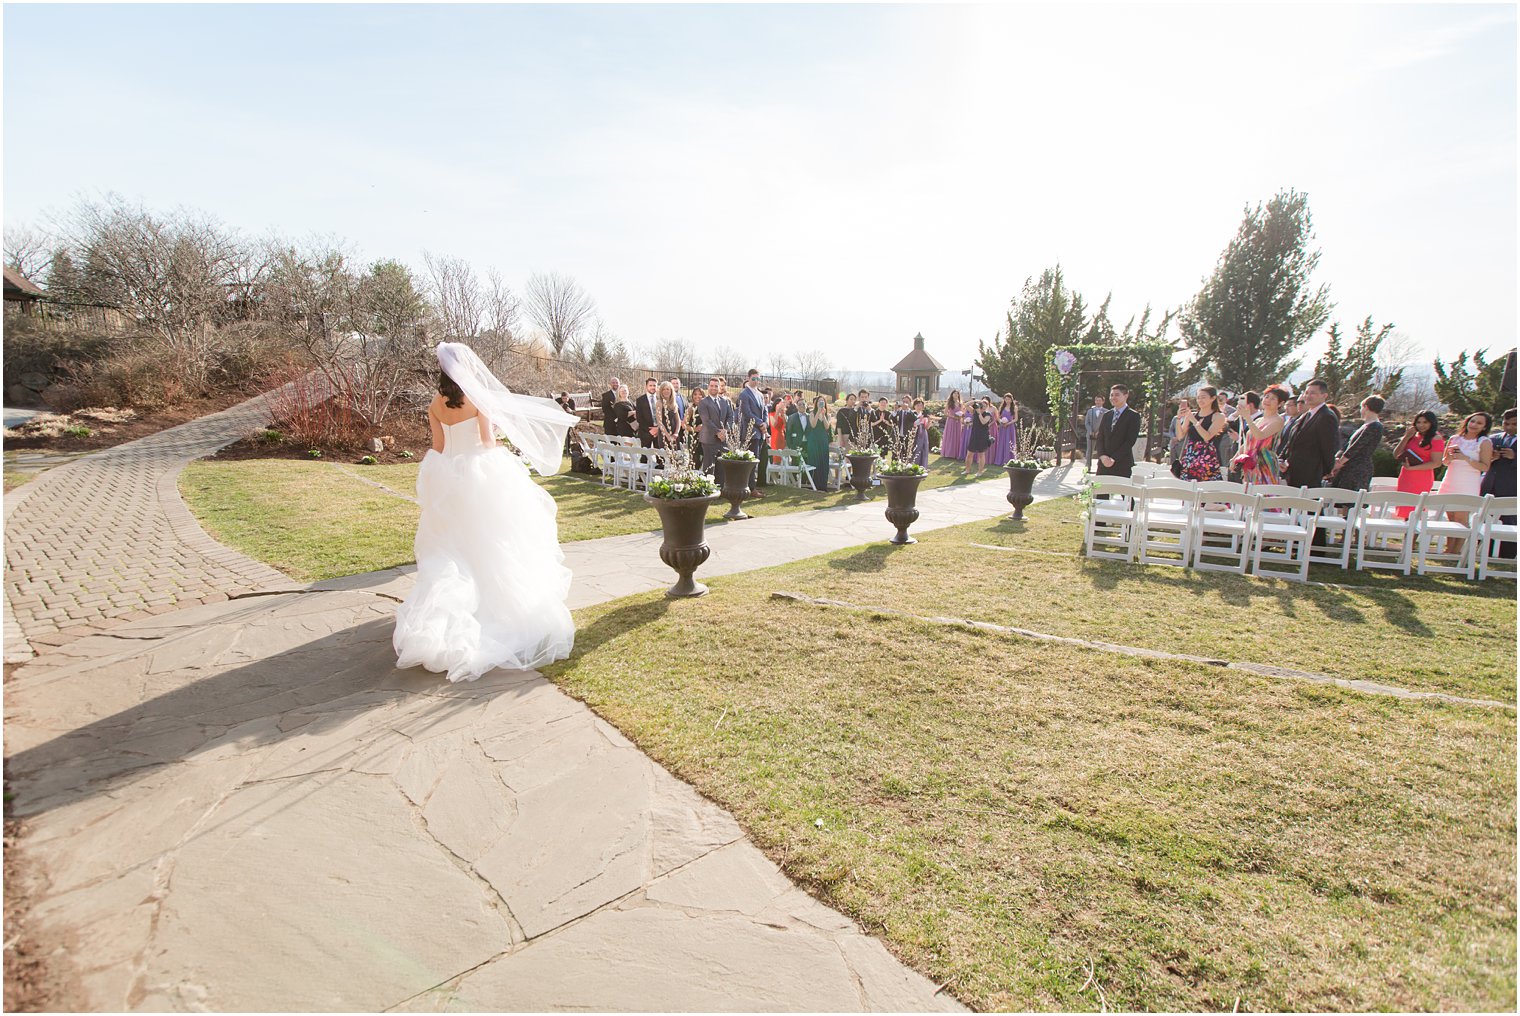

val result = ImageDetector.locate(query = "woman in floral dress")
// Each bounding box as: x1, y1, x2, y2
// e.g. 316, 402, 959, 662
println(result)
1232, 384, 1288, 485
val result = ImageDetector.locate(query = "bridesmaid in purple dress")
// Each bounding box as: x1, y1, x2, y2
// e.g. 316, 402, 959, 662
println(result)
940, 390, 966, 460
911, 398, 937, 467
991, 393, 1017, 465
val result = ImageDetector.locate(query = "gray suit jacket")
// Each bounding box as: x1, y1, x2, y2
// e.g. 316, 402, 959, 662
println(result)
698, 395, 733, 445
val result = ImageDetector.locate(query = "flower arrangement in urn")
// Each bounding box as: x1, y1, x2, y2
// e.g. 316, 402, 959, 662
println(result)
642, 448, 722, 596
1004, 421, 1054, 520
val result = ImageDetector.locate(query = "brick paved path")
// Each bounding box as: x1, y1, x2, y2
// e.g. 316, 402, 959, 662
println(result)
3, 392, 298, 663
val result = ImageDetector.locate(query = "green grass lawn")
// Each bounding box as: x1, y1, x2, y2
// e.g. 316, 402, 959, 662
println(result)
542, 502, 1518, 1011
179, 454, 1004, 580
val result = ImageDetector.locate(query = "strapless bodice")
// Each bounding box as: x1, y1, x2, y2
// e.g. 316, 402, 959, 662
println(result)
442, 416, 488, 456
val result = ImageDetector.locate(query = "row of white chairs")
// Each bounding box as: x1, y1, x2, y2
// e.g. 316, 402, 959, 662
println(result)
1085, 476, 1517, 582
579, 434, 831, 492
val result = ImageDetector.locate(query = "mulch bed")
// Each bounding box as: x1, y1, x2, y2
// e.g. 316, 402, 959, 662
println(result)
3, 392, 251, 454
204, 409, 435, 465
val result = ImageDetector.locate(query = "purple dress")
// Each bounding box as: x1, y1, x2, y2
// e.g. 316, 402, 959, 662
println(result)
913, 417, 931, 467
945, 407, 970, 459
992, 410, 1016, 465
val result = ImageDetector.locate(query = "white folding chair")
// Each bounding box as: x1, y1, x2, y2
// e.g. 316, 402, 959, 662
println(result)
1138, 489, 1200, 567
1251, 495, 1323, 583
1412, 494, 1486, 578
1195, 480, 1248, 496
1476, 496, 1518, 581
1129, 462, 1164, 480
768, 448, 804, 488
1305, 487, 1363, 569
1369, 477, 1399, 492
1084, 479, 1144, 562
1192, 491, 1259, 575
1355, 491, 1423, 574
829, 447, 849, 489
1245, 483, 1307, 499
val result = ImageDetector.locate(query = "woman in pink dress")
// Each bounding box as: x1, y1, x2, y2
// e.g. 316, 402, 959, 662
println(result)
991, 393, 1017, 465
940, 390, 967, 460
1393, 411, 1444, 519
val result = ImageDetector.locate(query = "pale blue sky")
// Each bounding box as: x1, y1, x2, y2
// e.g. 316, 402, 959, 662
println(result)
4, 3, 1515, 375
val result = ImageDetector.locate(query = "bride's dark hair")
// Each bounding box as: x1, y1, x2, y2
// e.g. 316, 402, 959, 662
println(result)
439, 371, 465, 409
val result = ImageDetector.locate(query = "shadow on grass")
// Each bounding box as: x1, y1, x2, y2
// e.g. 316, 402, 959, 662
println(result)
561, 595, 674, 660
1082, 554, 1436, 636
825, 544, 905, 574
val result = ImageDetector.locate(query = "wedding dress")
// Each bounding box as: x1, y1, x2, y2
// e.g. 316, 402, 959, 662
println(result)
392, 344, 577, 682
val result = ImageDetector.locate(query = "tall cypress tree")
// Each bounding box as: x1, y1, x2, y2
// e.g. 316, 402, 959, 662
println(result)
1179, 189, 1332, 391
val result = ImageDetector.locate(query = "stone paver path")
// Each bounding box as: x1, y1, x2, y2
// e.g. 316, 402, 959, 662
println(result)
5, 426, 1081, 1011
3, 392, 297, 663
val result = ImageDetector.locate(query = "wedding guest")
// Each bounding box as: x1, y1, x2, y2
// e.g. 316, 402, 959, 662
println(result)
697, 377, 733, 471
965, 398, 994, 477
911, 398, 937, 468
786, 394, 813, 467
836, 393, 861, 447
655, 381, 685, 451
768, 398, 787, 455
1438, 411, 1494, 553
1480, 408, 1517, 557
1084, 395, 1107, 468
941, 390, 967, 462
599, 377, 620, 425
871, 397, 895, 454
1224, 391, 1261, 480
992, 393, 1017, 465
607, 385, 636, 437
634, 377, 661, 449
668, 377, 687, 417
1275, 392, 1302, 458
1176, 386, 1226, 481
895, 395, 916, 440
1097, 384, 1142, 478
1233, 385, 1289, 486
1328, 394, 1384, 490
1393, 410, 1444, 518
805, 396, 834, 489
739, 370, 770, 495
1283, 379, 1340, 490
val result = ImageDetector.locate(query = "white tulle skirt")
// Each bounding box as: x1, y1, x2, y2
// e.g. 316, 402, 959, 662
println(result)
393, 445, 575, 682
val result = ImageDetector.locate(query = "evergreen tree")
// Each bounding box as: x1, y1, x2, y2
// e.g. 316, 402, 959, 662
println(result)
1433, 349, 1508, 417
1314, 317, 1401, 409
1179, 189, 1332, 390
44, 247, 85, 304
974, 265, 1088, 411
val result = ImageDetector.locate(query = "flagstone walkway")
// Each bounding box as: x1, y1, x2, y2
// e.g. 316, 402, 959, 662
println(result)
4, 396, 1080, 1012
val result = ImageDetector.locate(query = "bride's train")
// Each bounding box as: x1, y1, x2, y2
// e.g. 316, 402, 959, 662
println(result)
393, 411, 576, 683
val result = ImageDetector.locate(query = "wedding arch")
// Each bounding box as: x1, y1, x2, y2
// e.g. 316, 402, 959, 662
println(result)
1044, 342, 1176, 462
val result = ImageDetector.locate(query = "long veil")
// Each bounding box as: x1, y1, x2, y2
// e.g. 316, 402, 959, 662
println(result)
435, 341, 574, 475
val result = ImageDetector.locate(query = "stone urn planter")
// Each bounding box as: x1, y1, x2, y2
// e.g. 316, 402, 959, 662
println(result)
644, 493, 724, 597
1005, 465, 1042, 520
716, 458, 757, 521
881, 472, 926, 545
847, 453, 878, 501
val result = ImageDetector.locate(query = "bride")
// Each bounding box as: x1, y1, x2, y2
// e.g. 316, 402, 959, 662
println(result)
392, 342, 578, 682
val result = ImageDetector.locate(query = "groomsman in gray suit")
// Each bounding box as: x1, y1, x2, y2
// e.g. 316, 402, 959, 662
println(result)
698, 377, 734, 472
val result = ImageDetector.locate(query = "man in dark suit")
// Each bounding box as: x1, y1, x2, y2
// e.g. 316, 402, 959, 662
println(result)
1275, 393, 1302, 459
739, 369, 769, 495
634, 377, 660, 449
895, 395, 917, 444
1283, 379, 1340, 489
598, 377, 619, 429
1095, 384, 1141, 477
697, 377, 733, 472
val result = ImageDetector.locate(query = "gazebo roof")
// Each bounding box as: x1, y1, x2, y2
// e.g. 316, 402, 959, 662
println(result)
4, 267, 44, 299
892, 332, 945, 373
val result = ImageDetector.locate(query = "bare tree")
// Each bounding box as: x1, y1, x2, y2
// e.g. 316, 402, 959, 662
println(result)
483, 268, 521, 345
59, 195, 252, 384
263, 239, 431, 429
649, 338, 699, 374
4, 225, 55, 282
792, 348, 834, 386
709, 344, 746, 379
1378, 329, 1431, 416
767, 351, 793, 379
524, 271, 596, 355
421, 250, 483, 341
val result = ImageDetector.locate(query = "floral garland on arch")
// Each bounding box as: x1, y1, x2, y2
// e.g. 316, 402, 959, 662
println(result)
1043, 342, 1175, 425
